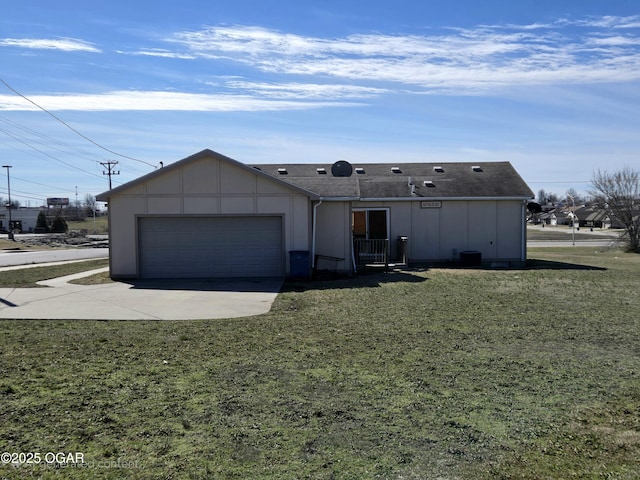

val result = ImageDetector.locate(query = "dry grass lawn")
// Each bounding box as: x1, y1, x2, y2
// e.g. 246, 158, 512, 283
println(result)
0, 247, 638, 479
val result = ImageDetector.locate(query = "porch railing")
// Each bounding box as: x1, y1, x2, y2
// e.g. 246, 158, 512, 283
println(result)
353, 238, 389, 270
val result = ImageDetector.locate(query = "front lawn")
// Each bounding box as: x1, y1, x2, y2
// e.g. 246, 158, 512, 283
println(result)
0, 259, 109, 288
0, 248, 638, 479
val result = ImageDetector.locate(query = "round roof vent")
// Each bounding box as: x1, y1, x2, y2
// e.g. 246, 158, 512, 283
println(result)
331, 160, 353, 177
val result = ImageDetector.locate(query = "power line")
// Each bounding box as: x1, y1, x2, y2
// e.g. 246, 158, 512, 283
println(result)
0, 117, 121, 188
11, 175, 70, 193
0, 127, 105, 179
0, 114, 153, 179
0, 76, 157, 168
0, 114, 100, 163
0, 188, 47, 203
0, 127, 97, 174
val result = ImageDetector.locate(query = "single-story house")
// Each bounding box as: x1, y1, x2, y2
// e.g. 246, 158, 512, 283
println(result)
96, 149, 534, 279
537, 211, 558, 226
575, 206, 609, 229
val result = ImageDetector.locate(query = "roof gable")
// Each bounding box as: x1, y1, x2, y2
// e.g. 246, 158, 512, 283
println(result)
96, 149, 319, 200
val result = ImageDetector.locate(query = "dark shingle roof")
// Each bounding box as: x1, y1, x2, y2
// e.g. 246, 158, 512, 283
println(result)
253, 161, 534, 199
96, 149, 533, 201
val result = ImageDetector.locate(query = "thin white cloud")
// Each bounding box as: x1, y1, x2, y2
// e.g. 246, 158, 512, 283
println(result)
171, 26, 537, 60
0, 37, 100, 52
568, 15, 640, 29
587, 35, 640, 47
118, 48, 196, 59
3, 15, 639, 113
163, 18, 640, 93
0, 91, 361, 112
222, 81, 390, 100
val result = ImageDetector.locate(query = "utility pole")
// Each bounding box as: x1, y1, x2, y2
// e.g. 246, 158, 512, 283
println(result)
567, 193, 576, 246
2, 165, 13, 239
101, 160, 120, 190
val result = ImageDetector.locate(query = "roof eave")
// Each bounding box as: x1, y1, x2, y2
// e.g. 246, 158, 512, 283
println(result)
356, 195, 534, 202
95, 149, 320, 201
315, 197, 360, 201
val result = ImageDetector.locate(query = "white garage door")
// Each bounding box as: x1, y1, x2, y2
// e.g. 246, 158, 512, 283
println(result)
138, 216, 284, 278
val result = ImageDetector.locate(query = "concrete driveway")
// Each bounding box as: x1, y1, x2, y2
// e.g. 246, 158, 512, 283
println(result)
0, 267, 283, 320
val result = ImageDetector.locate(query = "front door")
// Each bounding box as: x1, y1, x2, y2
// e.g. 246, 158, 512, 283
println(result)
352, 209, 388, 239
367, 210, 387, 239
352, 209, 390, 268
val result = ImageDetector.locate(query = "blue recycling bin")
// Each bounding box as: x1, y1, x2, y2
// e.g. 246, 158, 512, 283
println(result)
289, 250, 310, 280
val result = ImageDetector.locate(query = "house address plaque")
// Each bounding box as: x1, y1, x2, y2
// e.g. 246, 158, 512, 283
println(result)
420, 201, 442, 208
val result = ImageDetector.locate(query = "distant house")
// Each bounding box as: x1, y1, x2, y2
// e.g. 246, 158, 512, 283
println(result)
97, 149, 534, 279
575, 206, 610, 229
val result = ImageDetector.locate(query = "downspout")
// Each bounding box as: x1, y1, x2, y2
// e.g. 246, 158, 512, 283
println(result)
352, 242, 357, 274
311, 199, 323, 269
351, 203, 358, 274
106, 196, 113, 278
521, 200, 527, 262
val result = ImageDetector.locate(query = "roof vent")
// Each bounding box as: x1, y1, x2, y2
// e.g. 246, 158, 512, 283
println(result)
433, 166, 444, 172
316, 168, 327, 174
391, 166, 402, 173
355, 167, 365, 174
277, 168, 288, 175
424, 180, 435, 187
331, 160, 353, 177
472, 165, 483, 172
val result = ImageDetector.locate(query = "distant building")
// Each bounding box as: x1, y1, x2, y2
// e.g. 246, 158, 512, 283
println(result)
0, 207, 42, 233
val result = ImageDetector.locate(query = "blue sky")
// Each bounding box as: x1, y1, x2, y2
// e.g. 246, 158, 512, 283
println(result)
1, 0, 639, 206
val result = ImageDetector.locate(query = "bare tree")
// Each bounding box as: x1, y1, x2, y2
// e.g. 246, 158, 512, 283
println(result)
84, 194, 97, 216
537, 189, 547, 204
537, 189, 560, 205
566, 188, 584, 205
590, 167, 640, 252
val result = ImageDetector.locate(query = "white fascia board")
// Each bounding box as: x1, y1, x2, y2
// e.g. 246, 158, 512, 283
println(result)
356, 196, 533, 202
317, 197, 360, 201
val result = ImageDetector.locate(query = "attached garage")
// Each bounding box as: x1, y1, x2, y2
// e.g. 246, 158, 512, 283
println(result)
138, 216, 284, 278
97, 150, 315, 280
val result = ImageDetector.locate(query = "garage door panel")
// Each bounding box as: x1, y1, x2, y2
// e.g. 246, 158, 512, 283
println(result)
138, 216, 284, 278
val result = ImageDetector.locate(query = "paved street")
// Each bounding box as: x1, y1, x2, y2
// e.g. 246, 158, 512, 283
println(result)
528, 240, 619, 248
0, 248, 108, 268
526, 224, 625, 248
